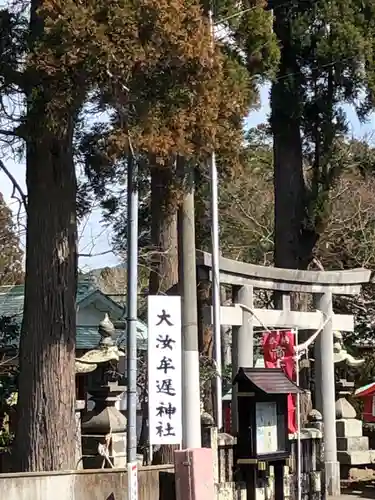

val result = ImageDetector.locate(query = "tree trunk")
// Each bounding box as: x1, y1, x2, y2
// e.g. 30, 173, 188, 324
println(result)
148, 165, 178, 296
196, 278, 214, 417
195, 170, 215, 417
14, 114, 78, 470
271, 10, 314, 407
12, 0, 79, 471
271, 52, 305, 271
271, 8, 313, 320
197, 280, 212, 358
147, 163, 179, 465
220, 287, 230, 366
271, 7, 319, 274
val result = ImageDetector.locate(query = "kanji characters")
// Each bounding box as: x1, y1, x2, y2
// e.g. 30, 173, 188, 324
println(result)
157, 356, 175, 374
156, 379, 176, 396
156, 309, 173, 326
156, 402, 176, 420
156, 421, 175, 437
156, 334, 176, 350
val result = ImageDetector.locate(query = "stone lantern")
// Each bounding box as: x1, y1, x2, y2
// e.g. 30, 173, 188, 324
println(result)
77, 314, 127, 468
332, 331, 370, 468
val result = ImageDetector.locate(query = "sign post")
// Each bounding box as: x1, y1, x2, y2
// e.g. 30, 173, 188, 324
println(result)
148, 295, 182, 447
128, 462, 138, 500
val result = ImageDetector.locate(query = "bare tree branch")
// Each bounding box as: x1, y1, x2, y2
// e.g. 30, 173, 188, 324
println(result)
0, 129, 22, 138
0, 159, 27, 211
79, 249, 114, 257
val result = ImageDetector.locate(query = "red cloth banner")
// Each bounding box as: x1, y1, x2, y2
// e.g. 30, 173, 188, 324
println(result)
262, 330, 297, 433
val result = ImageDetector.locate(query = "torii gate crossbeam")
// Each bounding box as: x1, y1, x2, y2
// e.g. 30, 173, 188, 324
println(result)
197, 251, 371, 498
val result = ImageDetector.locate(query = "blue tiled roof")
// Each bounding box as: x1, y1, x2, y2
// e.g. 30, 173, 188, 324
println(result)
0, 279, 98, 317
0, 281, 148, 351
76, 327, 147, 351
0, 285, 24, 318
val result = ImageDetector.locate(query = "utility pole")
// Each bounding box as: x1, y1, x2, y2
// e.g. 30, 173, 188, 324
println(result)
178, 162, 202, 449
208, 9, 223, 430
209, 151, 222, 430
126, 152, 139, 465
106, 66, 139, 498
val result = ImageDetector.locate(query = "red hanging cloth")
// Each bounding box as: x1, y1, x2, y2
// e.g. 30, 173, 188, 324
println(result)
262, 330, 297, 433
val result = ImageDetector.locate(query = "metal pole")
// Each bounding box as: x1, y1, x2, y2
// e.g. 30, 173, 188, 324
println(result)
126, 153, 139, 465
208, 9, 223, 431
295, 328, 301, 500
178, 164, 201, 449
209, 151, 222, 430
313, 294, 323, 413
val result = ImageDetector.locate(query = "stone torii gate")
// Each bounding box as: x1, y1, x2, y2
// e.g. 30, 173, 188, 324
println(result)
197, 251, 371, 497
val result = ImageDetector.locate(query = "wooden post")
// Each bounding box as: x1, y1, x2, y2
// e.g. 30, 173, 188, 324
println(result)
313, 295, 322, 414
316, 290, 340, 497
274, 462, 285, 500
231, 285, 254, 435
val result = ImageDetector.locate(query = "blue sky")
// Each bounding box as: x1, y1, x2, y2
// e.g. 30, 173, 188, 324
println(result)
1, 84, 374, 272
246, 85, 375, 138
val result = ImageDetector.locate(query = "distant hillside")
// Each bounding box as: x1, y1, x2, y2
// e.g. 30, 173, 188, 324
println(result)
81, 264, 148, 320
85, 266, 127, 297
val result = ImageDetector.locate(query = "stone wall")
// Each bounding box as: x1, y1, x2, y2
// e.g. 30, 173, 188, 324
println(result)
288, 428, 324, 500
202, 425, 324, 500
202, 427, 247, 500
0, 465, 175, 500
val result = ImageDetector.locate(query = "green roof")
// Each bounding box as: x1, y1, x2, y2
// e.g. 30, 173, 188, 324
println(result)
0, 280, 148, 351
76, 327, 147, 351
0, 285, 24, 317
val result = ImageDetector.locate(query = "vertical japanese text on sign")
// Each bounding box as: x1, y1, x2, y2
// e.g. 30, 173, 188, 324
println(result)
148, 296, 182, 446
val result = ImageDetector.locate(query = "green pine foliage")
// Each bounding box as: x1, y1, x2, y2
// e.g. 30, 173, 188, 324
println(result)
271, 0, 375, 268
79, 1, 280, 252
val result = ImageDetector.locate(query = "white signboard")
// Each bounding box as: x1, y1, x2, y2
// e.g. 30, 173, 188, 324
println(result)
148, 295, 182, 446
255, 401, 278, 454
128, 462, 138, 500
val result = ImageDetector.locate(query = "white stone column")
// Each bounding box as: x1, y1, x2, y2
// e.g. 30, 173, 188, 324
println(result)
236, 285, 254, 369
316, 290, 340, 496
231, 285, 253, 434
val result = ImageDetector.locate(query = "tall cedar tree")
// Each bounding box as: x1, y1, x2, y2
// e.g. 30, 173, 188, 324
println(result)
0, 192, 23, 286
0, 0, 276, 470
13, 0, 82, 471
270, 0, 375, 272
79, 1, 279, 462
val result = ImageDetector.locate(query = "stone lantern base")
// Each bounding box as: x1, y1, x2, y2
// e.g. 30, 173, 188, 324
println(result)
81, 383, 127, 469
336, 378, 370, 466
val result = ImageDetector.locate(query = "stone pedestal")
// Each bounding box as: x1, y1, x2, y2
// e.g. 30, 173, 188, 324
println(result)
82, 383, 127, 469
75, 399, 85, 469
336, 379, 370, 466
336, 418, 370, 465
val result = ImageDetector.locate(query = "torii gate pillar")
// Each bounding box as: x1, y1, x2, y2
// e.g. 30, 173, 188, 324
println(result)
231, 285, 253, 434
316, 290, 340, 496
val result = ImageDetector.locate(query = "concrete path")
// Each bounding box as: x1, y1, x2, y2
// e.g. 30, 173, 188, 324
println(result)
333, 484, 375, 500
